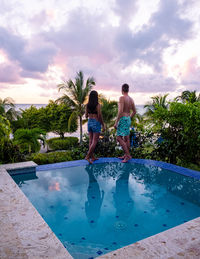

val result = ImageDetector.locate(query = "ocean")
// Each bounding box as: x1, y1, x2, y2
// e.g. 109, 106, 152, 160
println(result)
15, 104, 146, 115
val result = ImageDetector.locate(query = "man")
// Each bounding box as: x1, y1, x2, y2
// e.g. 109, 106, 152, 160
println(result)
114, 83, 136, 163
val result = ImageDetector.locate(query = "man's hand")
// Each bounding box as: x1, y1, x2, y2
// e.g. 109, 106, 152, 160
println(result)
114, 122, 118, 129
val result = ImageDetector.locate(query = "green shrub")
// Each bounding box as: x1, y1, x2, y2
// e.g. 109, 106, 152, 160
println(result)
0, 140, 25, 164
47, 137, 79, 150
30, 151, 73, 165
69, 148, 86, 160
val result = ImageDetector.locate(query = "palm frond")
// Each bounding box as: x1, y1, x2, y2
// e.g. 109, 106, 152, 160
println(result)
56, 95, 77, 108
68, 111, 78, 132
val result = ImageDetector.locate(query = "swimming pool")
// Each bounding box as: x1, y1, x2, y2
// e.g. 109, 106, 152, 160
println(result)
12, 159, 200, 259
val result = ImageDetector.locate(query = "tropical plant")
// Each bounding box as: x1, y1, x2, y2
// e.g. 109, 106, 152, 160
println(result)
100, 98, 118, 131
30, 151, 73, 165
0, 115, 11, 140
151, 101, 200, 164
144, 94, 169, 117
175, 90, 200, 103
0, 97, 19, 121
12, 102, 77, 138
57, 71, 95, 143
12, 105, 41, 131
44, 101, 78, 138
47, 136, 79, 150
14, 128, 46, 154
0, 115, 24, 164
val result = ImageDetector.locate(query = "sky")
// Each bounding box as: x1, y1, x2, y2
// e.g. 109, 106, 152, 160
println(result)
0, 0, 200, 104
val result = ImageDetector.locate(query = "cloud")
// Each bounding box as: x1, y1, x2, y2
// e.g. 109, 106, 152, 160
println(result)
20, 43, 57, 73
0, 0, 198, 101
89, 59, 178, 93
0, 63, 22, 83
44, 8, 114, 63
0, 0, 14, 14
0, 26, 58, 75
114, 0, 194, 71
180, 57, 200, 89
113, 0, 138, 23
0, 26, 26, 61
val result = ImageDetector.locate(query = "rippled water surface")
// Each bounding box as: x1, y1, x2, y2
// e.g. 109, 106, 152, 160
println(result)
12, 162, 200, 259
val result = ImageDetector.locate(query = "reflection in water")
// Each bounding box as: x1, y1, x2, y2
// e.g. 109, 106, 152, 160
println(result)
48, 182, 60, 191
131, 164, 200, 207
12, 163, 200, 259
113, 172, 133, 226
12, 172, 38, 187
85, 165, 104, 228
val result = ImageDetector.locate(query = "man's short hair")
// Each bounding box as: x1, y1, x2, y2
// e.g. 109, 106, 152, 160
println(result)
122, 83, 129, 93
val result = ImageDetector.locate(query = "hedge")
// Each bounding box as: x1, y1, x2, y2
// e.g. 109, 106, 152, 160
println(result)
31, 151, 73, 165
47, 137, 79, 150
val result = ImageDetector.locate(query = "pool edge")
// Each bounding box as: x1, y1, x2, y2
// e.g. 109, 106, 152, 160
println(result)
1, 159, 200, 258
0, 161, 72, 259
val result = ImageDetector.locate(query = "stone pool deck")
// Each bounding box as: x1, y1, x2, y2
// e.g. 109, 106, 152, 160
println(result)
0, 162, 72, 259
0, 160, 200, 258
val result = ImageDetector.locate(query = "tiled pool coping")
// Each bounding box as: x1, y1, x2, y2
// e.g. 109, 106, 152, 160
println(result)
37, 157, 200, 180
0, 158, 200, 258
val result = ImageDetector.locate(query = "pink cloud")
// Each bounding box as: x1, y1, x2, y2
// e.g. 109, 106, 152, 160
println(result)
181, 57, 200, 88
0, 63, 23, 83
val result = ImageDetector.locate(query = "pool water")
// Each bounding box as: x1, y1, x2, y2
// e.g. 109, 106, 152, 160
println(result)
12, 162, 200, 259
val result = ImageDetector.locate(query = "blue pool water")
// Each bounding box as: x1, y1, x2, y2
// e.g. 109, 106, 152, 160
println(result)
12, 162, 200, 259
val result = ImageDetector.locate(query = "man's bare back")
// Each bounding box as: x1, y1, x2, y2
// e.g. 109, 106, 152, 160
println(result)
119, 95, 136, 118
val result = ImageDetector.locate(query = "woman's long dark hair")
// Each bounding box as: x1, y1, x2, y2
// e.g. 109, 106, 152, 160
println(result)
87, 90, 98, 113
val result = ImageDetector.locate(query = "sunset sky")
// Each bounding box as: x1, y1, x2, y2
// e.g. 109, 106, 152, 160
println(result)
0, 0, 200, 104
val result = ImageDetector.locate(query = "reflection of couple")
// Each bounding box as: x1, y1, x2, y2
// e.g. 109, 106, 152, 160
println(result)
85, 165, 104, 228
85, 83, 136, 164
114, 171, 134, 222
85, 165, 133, 227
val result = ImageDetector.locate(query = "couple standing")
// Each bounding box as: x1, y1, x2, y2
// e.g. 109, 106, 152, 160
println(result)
85, 84, 136, 163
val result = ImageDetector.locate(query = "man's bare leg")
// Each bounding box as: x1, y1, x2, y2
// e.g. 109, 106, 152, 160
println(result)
118, 137, 125, 159
123, 135, 132, 162
117, 136, 131, 162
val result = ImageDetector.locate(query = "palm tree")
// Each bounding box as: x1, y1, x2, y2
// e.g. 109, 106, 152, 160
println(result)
14, 128, 46, 154
175, 90, 200, 103
57, 71, 95, 144
0, 115, 11, 141
100, 98, 118, 131
144, 94, 169, 117
0, 97, 19, 121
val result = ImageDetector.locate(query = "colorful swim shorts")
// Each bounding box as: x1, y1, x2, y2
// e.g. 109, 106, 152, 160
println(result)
88, 118, 101, 133
117, 116, 131, 136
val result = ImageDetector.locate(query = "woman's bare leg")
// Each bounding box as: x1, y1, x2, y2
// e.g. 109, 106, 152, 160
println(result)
85, 132, 93, 163
87, 132, 100, 161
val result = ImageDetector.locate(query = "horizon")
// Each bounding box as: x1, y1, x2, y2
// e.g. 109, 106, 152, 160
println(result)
1, 0, 200, 104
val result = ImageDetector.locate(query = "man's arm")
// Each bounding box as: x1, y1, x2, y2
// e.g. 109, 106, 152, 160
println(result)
130, 100, 136, 118
114, 96, 124, 128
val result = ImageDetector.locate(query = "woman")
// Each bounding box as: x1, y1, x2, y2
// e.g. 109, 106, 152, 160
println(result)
85, 90, 105, 163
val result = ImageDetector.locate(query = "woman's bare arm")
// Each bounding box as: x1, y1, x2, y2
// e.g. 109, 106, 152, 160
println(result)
97, 104, 105, 128
85, 105, 88, 119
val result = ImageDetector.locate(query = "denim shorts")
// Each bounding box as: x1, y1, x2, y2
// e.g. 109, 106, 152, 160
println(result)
88, 118, 101, 133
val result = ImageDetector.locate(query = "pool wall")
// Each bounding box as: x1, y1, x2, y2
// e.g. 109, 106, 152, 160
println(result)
1, 158, 200, 258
